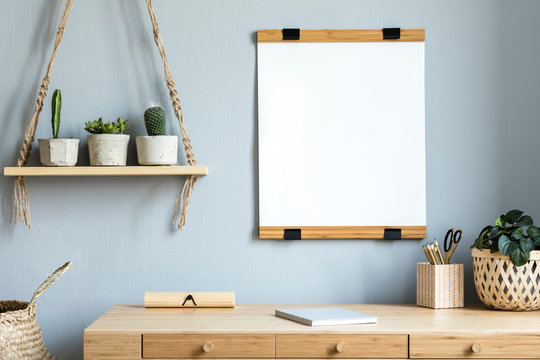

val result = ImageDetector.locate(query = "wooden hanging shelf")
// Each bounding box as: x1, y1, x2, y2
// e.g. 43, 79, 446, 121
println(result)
3, 166, 208, 177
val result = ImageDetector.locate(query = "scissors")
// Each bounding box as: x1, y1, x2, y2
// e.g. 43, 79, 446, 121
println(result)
444, 228, 462, 264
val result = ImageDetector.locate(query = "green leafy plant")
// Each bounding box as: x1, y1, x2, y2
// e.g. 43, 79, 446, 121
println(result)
144, 106, 166, 136
84, 117, 132, 134
51, 89, 61, 138
472, 209, 540, 266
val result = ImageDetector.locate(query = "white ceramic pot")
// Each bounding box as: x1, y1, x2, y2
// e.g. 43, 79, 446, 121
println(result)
136, 135, 178, 165
87, 134, 129, 166
38, 138, 79, 166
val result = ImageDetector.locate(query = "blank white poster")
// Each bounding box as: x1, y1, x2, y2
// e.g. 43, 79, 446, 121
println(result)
258, 41, 425, 228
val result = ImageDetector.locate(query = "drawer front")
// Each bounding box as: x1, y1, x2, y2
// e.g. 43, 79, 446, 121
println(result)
142, 334, 275, 358
410, 334, 540, 358
276, 334, 408, 358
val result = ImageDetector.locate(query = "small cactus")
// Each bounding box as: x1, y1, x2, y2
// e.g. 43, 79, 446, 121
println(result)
51, 89, 61, 138
144, 106, 166, 136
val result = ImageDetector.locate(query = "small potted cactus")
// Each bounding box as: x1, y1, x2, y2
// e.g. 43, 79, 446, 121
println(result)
136, 106, 178, 165
38, 89, 79, 166
85, 117, 131, 166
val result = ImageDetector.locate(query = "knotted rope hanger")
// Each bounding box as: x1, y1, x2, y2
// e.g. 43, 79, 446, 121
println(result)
11, 0, 199, 230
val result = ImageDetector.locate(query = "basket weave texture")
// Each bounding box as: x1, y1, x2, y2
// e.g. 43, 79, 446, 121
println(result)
0, 262, 71, 359
472, 248, 540, 311
416, 263, 464, 309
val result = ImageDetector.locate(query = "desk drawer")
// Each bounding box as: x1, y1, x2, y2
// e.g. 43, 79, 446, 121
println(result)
142, 334, 275, 358
276, 334, 408, 358
410, 334, 540, 358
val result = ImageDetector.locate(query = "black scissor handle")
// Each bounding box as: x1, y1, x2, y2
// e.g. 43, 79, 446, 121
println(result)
444, 228, 454, 252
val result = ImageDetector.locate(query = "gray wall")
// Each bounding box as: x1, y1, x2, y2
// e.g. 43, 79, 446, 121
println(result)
1, 0, 540, 358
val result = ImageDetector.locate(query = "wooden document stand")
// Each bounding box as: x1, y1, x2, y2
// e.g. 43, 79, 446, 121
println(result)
144, 292, 235, 308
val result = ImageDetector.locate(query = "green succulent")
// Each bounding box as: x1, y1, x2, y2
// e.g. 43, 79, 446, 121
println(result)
84, 117, 132, 135
472, 209, 540, 266
51, 89, 61, 138
144, 106, 166, 136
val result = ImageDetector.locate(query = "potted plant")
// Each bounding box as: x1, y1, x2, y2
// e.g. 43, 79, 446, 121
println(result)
85, 117, 131, 166
471, 209, 540, 310
38, 89, 79, 166
136, 106, 178, 165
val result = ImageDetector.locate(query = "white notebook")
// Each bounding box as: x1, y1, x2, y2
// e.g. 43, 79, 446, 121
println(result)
275, 307, 378, 327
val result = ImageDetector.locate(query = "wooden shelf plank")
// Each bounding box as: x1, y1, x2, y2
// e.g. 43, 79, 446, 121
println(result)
3, 166, 208, 177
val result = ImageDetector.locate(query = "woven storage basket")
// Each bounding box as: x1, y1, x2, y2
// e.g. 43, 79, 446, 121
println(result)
0, 262, 71, 359
472, 248, 540, 311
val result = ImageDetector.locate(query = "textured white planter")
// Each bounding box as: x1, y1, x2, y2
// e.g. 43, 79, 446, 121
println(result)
38, 138, 79, 166
88, 134, 129, 166
136, 135, 178, 165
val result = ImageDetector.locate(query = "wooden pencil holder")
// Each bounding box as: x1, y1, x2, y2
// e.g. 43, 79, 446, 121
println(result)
416, 263, 464, 309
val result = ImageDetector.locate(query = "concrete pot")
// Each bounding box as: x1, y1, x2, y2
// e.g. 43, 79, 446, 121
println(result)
87, 134, 129, 166
38, 138, 79, 166
136, 135, 178, 165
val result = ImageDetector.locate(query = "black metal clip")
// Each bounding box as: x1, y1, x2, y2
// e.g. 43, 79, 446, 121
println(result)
383, 27, 401, 40
182, 294, 197, 306
384, 229, 402, 240
282, 28, 300, 40
284, 229, 302, 240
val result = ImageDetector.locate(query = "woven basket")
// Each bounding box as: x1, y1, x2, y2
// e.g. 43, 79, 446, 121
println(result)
472, 248, 540, 311
0, 262, 72, 359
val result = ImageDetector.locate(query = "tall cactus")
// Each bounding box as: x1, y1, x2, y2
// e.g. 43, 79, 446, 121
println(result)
144, 106, 166, 136
51, 89, 61, 138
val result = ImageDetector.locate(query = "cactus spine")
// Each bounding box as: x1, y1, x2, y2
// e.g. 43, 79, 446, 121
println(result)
144, 107, 166, 136
51, 89, 61, 138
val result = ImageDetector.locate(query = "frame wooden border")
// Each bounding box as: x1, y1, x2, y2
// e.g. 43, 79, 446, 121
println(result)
259, 226, 427, 239
257, 29, 425, 42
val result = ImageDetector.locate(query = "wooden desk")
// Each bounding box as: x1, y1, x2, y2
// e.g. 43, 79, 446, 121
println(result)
84, 304, 540, 359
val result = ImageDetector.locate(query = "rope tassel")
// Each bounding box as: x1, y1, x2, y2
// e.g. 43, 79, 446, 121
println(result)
11, 176, 31, 229
173, 175, 199, 230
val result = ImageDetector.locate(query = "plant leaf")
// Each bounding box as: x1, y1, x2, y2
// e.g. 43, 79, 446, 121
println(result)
488, 226, 500, 239
528, 226, 540, 239
520, 238, 535, 253
512, 228, 525, 241
510, 247, 530, 267
495, 216, 505, 227
505, 209, 524, 224
490, 239, 499, 253
498, 234, 512, 255
516, 215, 533, 227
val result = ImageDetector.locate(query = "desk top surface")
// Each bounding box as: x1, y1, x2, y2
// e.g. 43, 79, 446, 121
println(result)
84, 304, 536, 335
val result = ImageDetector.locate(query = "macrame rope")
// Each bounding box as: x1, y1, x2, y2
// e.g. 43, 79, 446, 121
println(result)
145, 0, 199, 229
11, 0, 74, 229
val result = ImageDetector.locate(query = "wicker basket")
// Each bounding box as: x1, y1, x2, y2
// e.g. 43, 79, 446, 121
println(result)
472, 248, 540, 311
0, 262, 72, 359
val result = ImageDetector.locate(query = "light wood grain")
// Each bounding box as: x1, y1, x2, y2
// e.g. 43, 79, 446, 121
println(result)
258, 29, 425, 42
84, 304, 540, 335
276, 334, 408, 358
142, 334, 275, 358
3, 165, 208, 176
410, 334, 540, 358
259, 226, 426, 239
144, 292, 235, 308
83, 332, 141, 360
